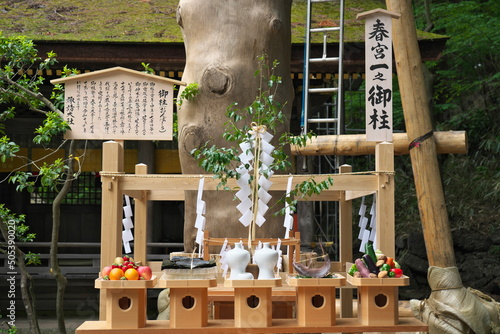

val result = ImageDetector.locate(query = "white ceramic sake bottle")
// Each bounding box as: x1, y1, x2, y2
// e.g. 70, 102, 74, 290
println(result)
254, 242, 279, 279
226, 242, 253, 279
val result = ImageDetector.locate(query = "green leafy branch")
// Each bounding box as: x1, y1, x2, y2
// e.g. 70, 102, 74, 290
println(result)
0, 204, 40, 265
191, 55, 333, 234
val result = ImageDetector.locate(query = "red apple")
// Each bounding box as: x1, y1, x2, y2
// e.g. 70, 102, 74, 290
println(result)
137, 266, 152, 280
101, 266, 112, 278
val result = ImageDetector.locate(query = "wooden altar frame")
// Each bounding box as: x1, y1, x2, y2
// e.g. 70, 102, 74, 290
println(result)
98, 140, 395, 321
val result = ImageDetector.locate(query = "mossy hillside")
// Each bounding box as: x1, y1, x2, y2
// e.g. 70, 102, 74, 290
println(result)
1, 0, 444, 43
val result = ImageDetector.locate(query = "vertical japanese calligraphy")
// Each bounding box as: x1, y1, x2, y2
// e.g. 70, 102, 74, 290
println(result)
364, 12, 395, 142
58, 70, 176, 141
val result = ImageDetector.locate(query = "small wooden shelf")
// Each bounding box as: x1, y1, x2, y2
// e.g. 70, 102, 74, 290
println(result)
346, 274, 409, 286
223, 278, 282, 288
158, 278, 217, 288
287, 274, 346, 287
95, 276, 158, 289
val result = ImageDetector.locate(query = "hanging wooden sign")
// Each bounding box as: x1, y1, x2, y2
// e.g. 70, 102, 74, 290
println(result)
357, 9, 400, 142
51, 67, 185, 141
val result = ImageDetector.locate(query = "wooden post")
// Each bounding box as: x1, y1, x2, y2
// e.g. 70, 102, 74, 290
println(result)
134, 163, 148, 264
100, 140, 124, 268
386, 0, 456, 267
290, 131, 467, 156
339, 164, 353, 318
375, 142, 395, 259
100, 140, 124, 320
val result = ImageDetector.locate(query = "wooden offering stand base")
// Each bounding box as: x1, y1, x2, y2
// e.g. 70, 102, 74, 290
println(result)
287, 275, 346, 327
158, 279, 217, 328
224, 278, 282, 327
95, 276, 158, 329
347, 273, 410, 326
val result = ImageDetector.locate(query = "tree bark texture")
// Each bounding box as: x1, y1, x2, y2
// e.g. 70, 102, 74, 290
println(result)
386, 0, 456, 267
177, 0, 294, 252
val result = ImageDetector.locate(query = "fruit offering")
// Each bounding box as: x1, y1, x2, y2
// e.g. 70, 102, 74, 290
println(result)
100, 255, 153, 280
348, 243, 403, 278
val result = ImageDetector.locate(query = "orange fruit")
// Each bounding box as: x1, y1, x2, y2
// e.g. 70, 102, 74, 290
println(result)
124, 268, 139, 280
109, 268, 124, 280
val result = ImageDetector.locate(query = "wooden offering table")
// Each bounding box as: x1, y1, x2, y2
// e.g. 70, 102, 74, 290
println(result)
95, 276, 158, 329
287, 275, 346, 327
224, 278, 282, 327
347, 274, 410, 326
158, 279, 217, 328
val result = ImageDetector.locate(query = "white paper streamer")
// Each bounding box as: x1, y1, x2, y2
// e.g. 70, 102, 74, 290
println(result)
122, 229, 134, 242
235, 126, 275, 230
283, 176, 294, 237
276, 239, 283, 274
122, 195, 134, 254
358, 194, 377, 252
194, 177, 206, 256
359, 229, 371, 253
122, 217, 134, 230
219, 239, 229, 278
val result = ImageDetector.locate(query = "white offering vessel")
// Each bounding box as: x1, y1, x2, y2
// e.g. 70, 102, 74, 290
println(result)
226, 242, 254, 280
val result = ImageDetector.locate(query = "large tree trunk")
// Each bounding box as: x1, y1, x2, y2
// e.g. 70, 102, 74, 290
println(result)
177, 0, 294, 252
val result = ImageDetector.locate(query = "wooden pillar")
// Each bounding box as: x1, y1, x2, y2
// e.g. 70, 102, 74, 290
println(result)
386, 0, 456, 267
100, 140, 124, 320
100, 140, 124, 268
134, 163, 148, 264
375, 142, 395, 258
339, 164, 353, 318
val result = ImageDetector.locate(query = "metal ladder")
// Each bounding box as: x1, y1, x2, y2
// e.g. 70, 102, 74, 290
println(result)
300, 0, 346, 251
301, 0, 345, 140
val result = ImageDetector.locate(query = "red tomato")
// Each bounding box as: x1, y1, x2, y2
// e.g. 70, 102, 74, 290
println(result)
390, 268, 403, 278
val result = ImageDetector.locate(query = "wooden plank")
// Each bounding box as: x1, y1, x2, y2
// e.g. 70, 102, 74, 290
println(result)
339, 164, 354, 318
290, 131, 467, 156
75, 317, 428, 333
375, 143, 395, 259
99, 140, 124, 321
100, 141, 123, 270
117, 174, 378, 193
345, 190, 376, 201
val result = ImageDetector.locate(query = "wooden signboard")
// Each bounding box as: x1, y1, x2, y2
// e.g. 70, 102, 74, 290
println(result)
51, 67, 185, 141
358, 9, 400, 142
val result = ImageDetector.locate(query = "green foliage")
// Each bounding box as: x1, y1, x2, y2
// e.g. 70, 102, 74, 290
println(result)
176, 82, 199, 107
0, 136, 20, 163
8, 172, 35, 193
39, 158, 69, 190
0, 204, 40, 265
50, 65, 79, 110
33, 111, 70, 144
141, 62, 155, 74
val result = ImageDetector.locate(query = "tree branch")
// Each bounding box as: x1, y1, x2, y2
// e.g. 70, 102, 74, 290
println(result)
0, 74, 63, 118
